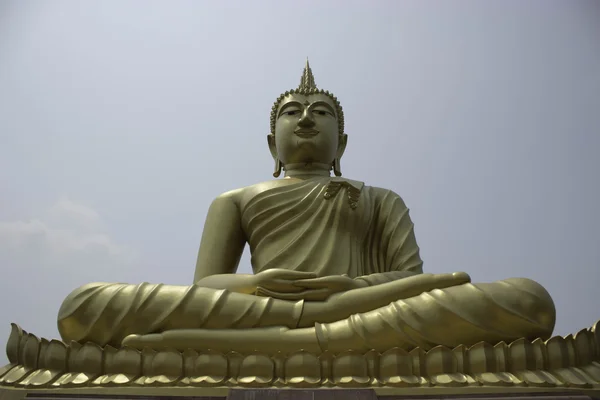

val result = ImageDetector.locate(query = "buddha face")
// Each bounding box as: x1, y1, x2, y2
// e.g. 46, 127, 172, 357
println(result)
269, 93, 346, 167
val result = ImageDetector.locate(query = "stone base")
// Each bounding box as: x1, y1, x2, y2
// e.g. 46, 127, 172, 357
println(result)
2, 321, 600, 400
0, 387, 599, 400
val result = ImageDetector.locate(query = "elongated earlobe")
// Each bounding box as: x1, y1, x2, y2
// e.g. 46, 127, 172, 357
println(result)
333, 158, 342, 177
333, 134, 347, 177
273, 159, 282, 178
267, 134, 281, 177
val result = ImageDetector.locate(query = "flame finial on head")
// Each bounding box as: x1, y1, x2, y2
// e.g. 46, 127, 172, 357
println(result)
298, 58, 317, 91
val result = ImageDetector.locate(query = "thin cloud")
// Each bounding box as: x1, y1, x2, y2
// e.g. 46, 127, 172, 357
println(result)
0, 198, 136, 263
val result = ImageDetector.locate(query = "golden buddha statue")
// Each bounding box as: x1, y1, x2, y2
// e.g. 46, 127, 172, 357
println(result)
1, 61, 599, 393
55, 60, 556, 354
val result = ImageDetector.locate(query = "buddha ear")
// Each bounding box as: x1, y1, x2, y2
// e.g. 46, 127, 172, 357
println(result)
267, 134, 278, 160
333, 134, 348, 177
336, 133, 348, 159
267, 134, 282, 178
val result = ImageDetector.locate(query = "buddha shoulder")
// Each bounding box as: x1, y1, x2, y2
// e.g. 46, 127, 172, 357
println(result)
213, 179, 410, 212
212, 179, 303, 211
363, 184, 410, 206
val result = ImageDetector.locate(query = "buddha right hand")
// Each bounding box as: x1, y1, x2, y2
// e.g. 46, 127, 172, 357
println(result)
194, 270, 318, 296
253, 269, 319, 299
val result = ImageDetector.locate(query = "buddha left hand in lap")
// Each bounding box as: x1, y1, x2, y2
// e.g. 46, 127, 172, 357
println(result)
57, 61, 556, 355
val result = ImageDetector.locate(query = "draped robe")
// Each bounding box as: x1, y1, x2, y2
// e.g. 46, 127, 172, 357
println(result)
244, 177, 423, 281
57, 177, 556, 353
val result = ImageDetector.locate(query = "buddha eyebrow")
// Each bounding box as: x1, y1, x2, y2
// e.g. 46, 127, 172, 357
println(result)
277, 101, 304, 118
309, 101, 337, 118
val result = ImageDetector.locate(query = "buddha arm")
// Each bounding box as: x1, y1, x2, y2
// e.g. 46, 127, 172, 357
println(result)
193, 192, 253, 292
355, 190, 424, 287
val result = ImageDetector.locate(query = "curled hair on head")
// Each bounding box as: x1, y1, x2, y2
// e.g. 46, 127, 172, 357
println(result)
270, 60, 345, 136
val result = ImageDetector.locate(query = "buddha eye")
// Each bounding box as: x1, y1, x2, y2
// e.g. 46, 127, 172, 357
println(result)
285, 110, 300, 116
314, 110, 330, 116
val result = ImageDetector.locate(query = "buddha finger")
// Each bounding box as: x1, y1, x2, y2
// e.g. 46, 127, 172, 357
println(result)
261, 269, 318, 280
293, 276, 349, 289
256, 286, 304, 300
279, 271, 319, 279
294, 277, 333, 287
259, 279, 306, 293
256, 286, 330, 301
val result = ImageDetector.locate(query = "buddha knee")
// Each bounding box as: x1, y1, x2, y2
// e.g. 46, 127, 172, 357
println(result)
501, 277, 557, 333
57, 282, 114, 342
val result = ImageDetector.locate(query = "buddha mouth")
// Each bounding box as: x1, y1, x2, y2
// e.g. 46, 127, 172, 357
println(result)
294, 128, 319, 138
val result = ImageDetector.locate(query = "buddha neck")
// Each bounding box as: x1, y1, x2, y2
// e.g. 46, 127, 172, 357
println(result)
283, 162, 332, 179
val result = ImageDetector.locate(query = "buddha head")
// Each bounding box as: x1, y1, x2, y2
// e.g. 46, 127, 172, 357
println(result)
268, 60, 347, 177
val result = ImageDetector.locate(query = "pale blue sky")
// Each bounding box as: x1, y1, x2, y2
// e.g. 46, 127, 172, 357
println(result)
0, 0, 599, 364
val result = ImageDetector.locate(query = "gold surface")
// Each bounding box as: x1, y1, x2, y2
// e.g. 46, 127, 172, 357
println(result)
55, 176, 555, 354
1, 321, 599, 389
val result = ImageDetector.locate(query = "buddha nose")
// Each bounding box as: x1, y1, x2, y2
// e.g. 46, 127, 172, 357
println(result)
298, 109, 316, 127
